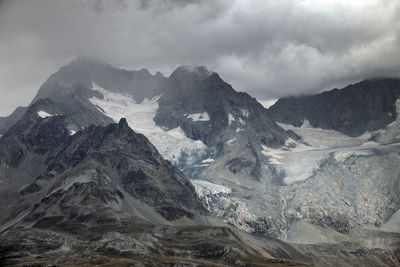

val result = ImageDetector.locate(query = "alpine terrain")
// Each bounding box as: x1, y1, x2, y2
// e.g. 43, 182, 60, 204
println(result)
0, 58, 399, 266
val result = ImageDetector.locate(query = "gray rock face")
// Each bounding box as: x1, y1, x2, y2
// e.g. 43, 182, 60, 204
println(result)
0, 99, 207, 233
268, 78, 400, 136
154, 65, 296, 148
0, 106, 26, 136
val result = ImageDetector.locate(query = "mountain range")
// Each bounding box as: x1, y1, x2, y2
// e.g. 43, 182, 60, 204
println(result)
0, 58, 399, 266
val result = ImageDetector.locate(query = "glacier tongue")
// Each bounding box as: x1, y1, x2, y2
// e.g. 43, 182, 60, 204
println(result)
266, 117, 400, 185
89, 83, 207, 164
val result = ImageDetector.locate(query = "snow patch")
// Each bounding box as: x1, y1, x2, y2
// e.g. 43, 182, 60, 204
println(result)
228, 113, 245, 127
90, 83, 207, 164
238, 117, 246, 126
227, 138, 237, 145
69, 130, 77, 136
37, 111, 56, 118
241, 109, 249, 118
228, 113, 235, 125
185, 112, 210, 121
201, 158, 214, 163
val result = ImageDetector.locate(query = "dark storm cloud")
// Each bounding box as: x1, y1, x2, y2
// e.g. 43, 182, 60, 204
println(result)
0, 0, 399, 115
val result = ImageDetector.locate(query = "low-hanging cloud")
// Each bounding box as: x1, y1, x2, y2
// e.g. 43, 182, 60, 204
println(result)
0, 0, 399, 115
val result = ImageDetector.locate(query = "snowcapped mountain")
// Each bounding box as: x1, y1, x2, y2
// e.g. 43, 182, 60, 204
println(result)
1, 98, 317, 266
0, 58, 400, 265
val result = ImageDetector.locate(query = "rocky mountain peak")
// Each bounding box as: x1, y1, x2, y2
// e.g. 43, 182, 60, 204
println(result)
118, 117, 128, 127
138, 68, 151, 76
155, 71, 164, 78
66, 56, 112, 70
169, 65, 214, 85
171, 65, 212, 76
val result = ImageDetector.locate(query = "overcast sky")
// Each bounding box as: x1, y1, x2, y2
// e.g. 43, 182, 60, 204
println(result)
0, 0, 399, 115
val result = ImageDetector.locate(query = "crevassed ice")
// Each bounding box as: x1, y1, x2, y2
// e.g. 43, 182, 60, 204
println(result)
266, 113, 398, 184
89, 83, 207, 164
265, 101, 400, 185
261, 142, 329, 184
191, 179, 231, 198
185, 112, 210, 121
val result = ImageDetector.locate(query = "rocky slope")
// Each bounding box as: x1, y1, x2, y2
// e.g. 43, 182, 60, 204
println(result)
268, 78, 400, 136
0, 98, 209, 230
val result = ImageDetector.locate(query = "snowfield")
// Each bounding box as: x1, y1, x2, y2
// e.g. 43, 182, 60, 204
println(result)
90, 83, 207, 165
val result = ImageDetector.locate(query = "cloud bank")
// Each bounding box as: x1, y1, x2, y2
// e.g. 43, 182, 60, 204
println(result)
0, 0, 399, 115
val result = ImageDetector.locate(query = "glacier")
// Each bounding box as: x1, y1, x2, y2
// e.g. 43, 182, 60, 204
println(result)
89, 83, 207, 165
